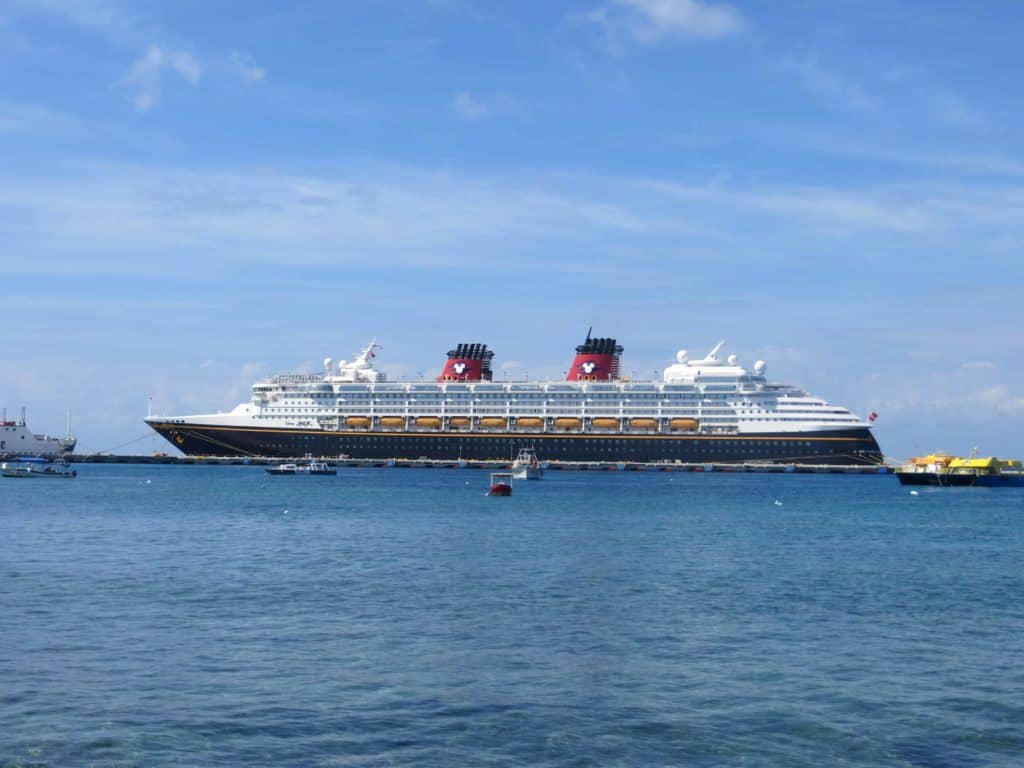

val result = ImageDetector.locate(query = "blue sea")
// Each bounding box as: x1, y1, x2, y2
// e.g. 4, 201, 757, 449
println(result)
2, 466, 1023, 767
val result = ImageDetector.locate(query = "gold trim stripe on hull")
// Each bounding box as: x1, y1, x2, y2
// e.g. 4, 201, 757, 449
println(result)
149, 422, 874, 443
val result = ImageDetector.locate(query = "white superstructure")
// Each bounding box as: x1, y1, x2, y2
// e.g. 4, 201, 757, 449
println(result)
152, 340, 868, 436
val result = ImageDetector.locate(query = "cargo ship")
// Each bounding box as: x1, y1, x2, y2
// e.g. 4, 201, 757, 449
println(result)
146, 333, 883, 465
1, 407, 76, 458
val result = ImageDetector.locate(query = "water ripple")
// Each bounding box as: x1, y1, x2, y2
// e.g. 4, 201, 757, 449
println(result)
2, 468, 1023, 766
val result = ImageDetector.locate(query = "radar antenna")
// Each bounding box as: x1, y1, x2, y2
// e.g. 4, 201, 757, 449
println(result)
355, 337, 380, 363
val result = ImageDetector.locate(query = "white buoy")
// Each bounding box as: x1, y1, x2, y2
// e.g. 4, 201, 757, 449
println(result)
283, 508, 289, 514
910, 491, 919, 496
774, 500, 783, 506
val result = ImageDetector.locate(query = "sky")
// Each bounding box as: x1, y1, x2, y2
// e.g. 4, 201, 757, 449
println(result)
2, 0, 1023, 458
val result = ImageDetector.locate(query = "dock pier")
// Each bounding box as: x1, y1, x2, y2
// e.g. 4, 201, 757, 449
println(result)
57, 454, 893, 474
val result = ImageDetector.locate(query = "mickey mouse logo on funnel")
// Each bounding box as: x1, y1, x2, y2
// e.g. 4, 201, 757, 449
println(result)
567, 329, 623, 382
437, 343, 495, 382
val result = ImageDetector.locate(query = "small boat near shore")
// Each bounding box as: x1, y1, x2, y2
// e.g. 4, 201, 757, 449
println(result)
2, 457, 77, 479
266, 457, 337, 476
896, 453, 1024, 487
489, 472, 513, 496
511, 447, 543, 480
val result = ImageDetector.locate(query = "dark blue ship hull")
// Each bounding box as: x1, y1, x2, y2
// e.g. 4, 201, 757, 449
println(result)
898, 472, 1024, 487
147, 421, 883, 466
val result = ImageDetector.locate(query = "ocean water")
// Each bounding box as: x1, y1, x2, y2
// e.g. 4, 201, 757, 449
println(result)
2, 466, 1023, 767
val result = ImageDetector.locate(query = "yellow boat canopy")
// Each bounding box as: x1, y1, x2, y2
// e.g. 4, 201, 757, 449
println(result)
909, 453, 955, 466
949, 457, 1022, 470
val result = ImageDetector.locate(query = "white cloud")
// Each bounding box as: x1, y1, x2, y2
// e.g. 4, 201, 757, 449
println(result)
582, 0, 745, 47
0, 99, 80, 135
781, 54, 878, 113
168, 50, 201, 82
451, 92, 526, 121
12, 0, 131, 32
966, 385, 1024, 416
931, 91, 986, 129
229, 50, 266, 83
6, 160, 1023, 276
122, 45, 201, 111
452, 91, 489, 120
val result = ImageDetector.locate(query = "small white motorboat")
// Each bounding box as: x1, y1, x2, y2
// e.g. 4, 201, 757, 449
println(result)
2, 457, 77, 479
266, 456, 337, 476
511, 447, 543, 480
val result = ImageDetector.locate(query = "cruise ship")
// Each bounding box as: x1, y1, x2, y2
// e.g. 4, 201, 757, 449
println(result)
145, 333, 883, 465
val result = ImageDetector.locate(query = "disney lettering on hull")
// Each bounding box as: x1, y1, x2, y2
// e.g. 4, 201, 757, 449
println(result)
145, 332, 885, 465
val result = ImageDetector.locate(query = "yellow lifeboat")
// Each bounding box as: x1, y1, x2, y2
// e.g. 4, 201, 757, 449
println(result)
669, 418, 699, 431
345, 416, 371, 429
554, 418, 583, 430
416, 417, 442, 429
630, 418, 658, 430
379, 417, 406, 428
516, 417, 544, 429
449, 416, 471, 428
479, 417, 508, 429
591, 418, 620, 429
